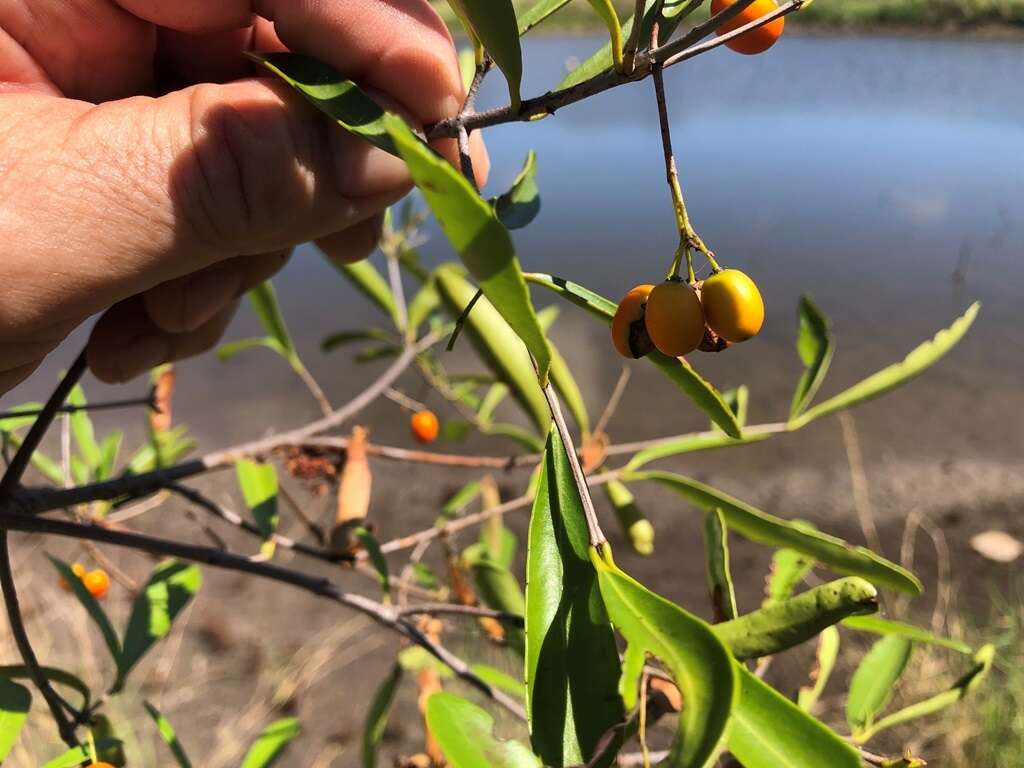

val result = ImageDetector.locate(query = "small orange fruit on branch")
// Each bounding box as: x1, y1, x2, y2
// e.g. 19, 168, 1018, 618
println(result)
711, 0, 785, 55
611, 284, 655, 359
83, 569, 110, 600
644, 280, 706, 357
59, 562, 87, 591
701, 269, 765, 342
410, 410, 440, 444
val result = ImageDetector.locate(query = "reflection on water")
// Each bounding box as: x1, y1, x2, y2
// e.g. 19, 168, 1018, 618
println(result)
7, 36, 1024, 488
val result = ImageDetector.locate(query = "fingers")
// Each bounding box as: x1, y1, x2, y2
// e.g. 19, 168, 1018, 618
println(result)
143, 250, 290, 334
87, 296, 239, 384
115, 0, 464, 125
317, 215, 385, 266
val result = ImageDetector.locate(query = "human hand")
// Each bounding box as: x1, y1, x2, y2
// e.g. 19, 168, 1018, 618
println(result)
0, 0, 487, 394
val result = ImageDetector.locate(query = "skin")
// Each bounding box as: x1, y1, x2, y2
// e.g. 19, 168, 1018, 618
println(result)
610, 284, 654, 359
710, 0, 785, 55
0, 0, 488, 396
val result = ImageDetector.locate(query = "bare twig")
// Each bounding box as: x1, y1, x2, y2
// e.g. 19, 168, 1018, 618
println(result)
594, 367, 632, 438
839, 414, 885, 558
293, 363, 333, 418
0, 392, 155, 422
396, 602, 524, 627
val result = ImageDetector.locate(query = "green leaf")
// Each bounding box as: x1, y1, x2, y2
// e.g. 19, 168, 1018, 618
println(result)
525, 428, 621, 767
249, 52, 397, 155
321, 328, 394, 353
798, 625, 839, 711
713, 578, 877, 661
68, 384, 101, 475
362, 664, 403, 768
97, 430, 123, 481
217, 337, 287, 363
91, 714, 127, 767
518, 0, 574, 34
477, 383, 510, 425
447, 0, 523, 109
236, 459, 279, 540
398, 646, 454, 678
556, 0, 697, 89
602, 480, 654, 556
704, 509, 737, 622
789, 296, 834, 419
846, 635, 914, 733
426, 692, 541, 768
854, 644, 994, 742
790, 302, 979, 428
583, 0, 623, 68
385, 117, 552, 384
42, 740, 123, 768
248, 282, 296, 360
355, 527, 390, 599
412, 562, 439, 589
48, 557, 122, 666
469, 664, 525, 699
240, 717, 301, 768
355, 345, 400, 364
728, 666, 860, 768
0, 402, 44, 430
628, 471, 923, 595
333, 260, 400, 327
525, 273, 741, 437
435, 266, 550, 433
0, 677, 29, 761
493, 151, 541, 230
126, 425, 195, 475
718, 385, 750, 431
0, 666, 91, 710
406, 277, 442, 336
763, 545, 815, 606
144, 700, 193, 768
438, 480, 483, 523
118, 560, 202, 688
458, 46, 477, 92
548, 346, 589, 438
591, 545, 738, 767
466, 555, 526, 654
841, 615, 972, 654
625, 430, 766, 472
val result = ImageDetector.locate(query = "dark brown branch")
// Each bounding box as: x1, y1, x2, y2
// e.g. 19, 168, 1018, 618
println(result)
426, 0, 802, 139
0, 350, 87, 498
0, 531, 79, 746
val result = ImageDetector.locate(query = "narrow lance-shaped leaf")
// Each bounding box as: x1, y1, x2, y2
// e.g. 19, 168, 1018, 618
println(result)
249, 281, 296, 360
493, 151, 541, 230
117, 560, 202, 689
846, 635, 914, 733
518, 0, 574, 35
763, 544, 815, 606
0, 665, 91, 710
791, 302, 980, 428
628, 470, 923, 595
48, 557, 122, 667
447, 0, 523, 109
602, 480, 654, 556
0, 678, 30, 762
591, 545, 738, 768
426, 692, 541, 768
798, 625, 840, 711
68, 384, 102, 475
41, 740, 123, 768
466, 554, 525, 655
144, 700, 193, 768
217, 337, 286, 363
469, 664, 524, 700
525, 428, 622, 767
236, 459, 279, 541
854, 644, 994, 743
385, 116, 552, 384
585, 0, 623, 68
333, 259, 401, 327
356, 527, 390, 600
625, 430, 766, 472
537, 305, 588, 435
249, 53, 397, 155
435, 266, 550, 433
524, 273, 741, 437
789, 296, 834, 420
240, 717, 301, 768
704, 509, 737, 622
841, 615, 972, 654
712, 577, 877, 661
728, 666, 860, 768
362, 664, 403, 768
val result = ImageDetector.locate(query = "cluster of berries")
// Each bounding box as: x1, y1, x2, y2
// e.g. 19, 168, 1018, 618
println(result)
612, 269, 764, 359
59, 562, 111, 600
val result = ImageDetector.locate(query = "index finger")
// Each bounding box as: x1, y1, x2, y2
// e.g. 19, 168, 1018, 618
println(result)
115, 0, 465, 123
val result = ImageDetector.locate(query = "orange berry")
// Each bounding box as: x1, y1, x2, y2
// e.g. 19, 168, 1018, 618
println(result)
83, 569, 110, 600
59, 562, 87, 591
410, 410, 440, 444
710, 0, 785, 55
89, 764, 115, 768
644, 280, 706, 357
701, 269, 765, 342
610, 285, 655, 359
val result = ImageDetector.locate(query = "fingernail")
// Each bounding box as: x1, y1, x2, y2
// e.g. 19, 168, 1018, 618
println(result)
114, 335, 171, 383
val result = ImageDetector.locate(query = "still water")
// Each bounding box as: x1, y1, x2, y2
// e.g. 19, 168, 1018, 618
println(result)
9, 35, 1024, 514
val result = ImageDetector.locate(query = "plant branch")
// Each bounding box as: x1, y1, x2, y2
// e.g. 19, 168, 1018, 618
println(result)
594, 366, 632, 437
396, 602, 524, 627
0, 392, 155, 422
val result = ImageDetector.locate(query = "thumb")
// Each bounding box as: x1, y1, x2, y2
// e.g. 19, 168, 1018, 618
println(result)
0, 80, 409, 339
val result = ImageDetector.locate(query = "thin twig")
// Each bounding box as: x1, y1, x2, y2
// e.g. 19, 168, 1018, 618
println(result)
0, 393, 155, 422
396, 602, 524, 627
594, 367, 632, 438
293, 363, 333, 418
0, 531, 79, 746
0, 349, 87, 498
